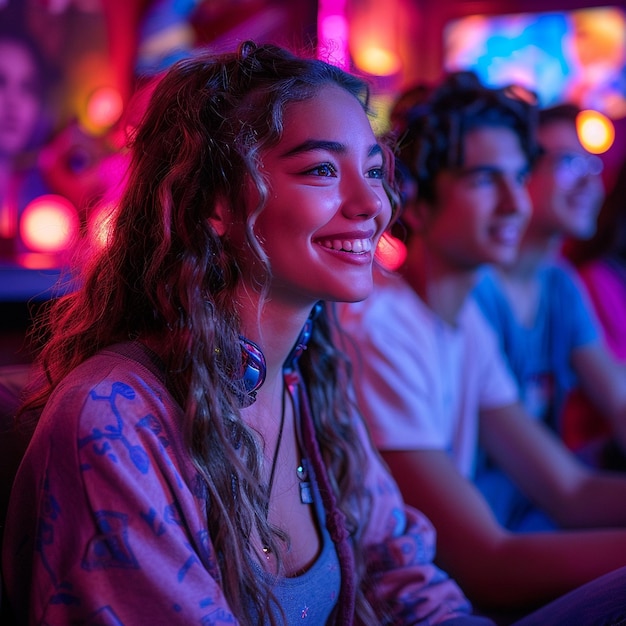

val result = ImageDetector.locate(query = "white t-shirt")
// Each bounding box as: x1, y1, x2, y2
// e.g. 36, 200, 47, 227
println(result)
337, 267, 518, 478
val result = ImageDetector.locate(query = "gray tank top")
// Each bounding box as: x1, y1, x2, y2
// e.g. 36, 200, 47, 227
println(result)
251, 470, 341, 624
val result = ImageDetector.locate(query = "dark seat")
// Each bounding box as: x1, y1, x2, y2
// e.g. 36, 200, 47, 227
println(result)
0, 365, 32, 534
0, 364, 32, 624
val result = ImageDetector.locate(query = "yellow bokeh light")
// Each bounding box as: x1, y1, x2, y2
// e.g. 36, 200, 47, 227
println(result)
353, 47, 402, 77
577, 109, 615, 154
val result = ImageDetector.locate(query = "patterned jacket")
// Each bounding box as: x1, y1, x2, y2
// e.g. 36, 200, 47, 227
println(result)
2, 341, 472, 625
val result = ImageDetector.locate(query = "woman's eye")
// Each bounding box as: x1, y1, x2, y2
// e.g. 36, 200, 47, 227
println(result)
306, 163, 337, 177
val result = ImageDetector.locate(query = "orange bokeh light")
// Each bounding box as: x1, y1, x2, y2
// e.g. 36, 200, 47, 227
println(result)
353, 46, 402, 76
577, 109, 615, 154
85, 86, 124, 134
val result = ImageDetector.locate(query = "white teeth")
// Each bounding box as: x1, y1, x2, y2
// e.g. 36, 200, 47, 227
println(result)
321, 238, 372, 252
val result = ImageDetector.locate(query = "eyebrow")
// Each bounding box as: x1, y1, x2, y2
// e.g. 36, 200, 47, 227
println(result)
280, 139, 382, 159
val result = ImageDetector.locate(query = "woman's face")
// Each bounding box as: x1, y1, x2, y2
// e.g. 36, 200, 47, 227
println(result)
0, 40, 42, 159
245, 84, 392, 307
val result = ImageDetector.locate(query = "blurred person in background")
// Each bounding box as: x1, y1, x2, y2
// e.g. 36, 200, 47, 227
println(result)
0, 26, 53, 260
473, 104, 626, 515
562, 151, 626, 469
339, 71, 626, 621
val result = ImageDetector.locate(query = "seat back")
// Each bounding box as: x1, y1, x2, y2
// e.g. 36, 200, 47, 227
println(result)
0, 364, 32, 624
0, 364, 32, 539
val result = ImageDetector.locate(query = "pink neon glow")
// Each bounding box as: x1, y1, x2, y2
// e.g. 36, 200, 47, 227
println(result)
375, 232, 407, 271
317, 0, 349, 69
20, 195, 79, 253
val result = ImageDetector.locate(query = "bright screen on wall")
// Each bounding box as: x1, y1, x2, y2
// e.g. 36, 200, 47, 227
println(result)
444, 6, 626, 118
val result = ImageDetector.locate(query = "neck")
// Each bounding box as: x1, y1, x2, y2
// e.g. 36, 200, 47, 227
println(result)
236, 290, 314, 393
401, 239, 477, 326
503, 230, 563, 281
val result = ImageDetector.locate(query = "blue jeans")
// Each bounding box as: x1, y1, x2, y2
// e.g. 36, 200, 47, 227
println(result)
512, 566, 626, 626
443, 566, 626, 626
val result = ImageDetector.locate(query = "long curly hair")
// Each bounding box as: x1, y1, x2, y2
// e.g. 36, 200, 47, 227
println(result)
20, 41, 394, 625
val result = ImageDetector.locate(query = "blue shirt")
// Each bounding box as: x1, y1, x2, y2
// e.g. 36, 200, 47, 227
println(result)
472, 261, 599, 431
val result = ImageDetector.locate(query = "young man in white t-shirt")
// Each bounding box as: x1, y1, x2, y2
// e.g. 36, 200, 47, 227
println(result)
338, 72, 626, 618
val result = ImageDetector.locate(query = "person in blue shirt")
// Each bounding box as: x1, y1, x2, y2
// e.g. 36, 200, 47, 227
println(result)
473, 104, 626, 523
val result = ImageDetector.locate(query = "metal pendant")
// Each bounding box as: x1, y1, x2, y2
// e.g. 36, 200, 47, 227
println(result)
297, 460, 314, 505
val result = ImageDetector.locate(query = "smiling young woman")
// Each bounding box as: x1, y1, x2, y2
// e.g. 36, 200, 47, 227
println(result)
0, 42, 492, 626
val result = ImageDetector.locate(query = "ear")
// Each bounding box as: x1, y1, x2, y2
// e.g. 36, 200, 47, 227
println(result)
208, 199, 230, 237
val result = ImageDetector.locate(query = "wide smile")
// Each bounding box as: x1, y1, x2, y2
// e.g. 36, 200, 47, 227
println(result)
488, 222, 524, 246
316, 237, 374, 253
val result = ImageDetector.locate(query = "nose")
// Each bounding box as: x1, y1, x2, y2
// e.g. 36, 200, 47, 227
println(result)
577, 164, 604, 195
340, 174, 388, 221
498, 176, 531, 219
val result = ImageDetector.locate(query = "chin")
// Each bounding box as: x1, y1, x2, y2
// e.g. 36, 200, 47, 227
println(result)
489, 250, 519, 267
328, 275, 375, 302
571, 223, 597, 240
563, 209, 598, 238
333, 286, 374, 303
341, 292, 373, 304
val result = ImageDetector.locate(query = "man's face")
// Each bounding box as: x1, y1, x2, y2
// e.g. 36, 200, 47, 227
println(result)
421, 125, 532, 270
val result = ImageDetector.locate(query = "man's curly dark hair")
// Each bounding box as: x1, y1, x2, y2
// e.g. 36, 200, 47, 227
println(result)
391, 71, 540, 206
